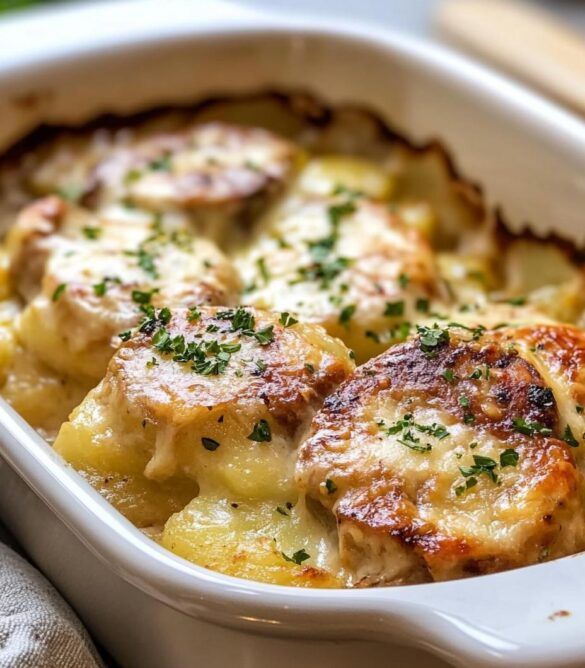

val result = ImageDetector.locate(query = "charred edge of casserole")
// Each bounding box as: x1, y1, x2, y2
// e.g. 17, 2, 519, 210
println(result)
0, 88, 484, 213
493, 206, 585, 265
3, 87, 583, 260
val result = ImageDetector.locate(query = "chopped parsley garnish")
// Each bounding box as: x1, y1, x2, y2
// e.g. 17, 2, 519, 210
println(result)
300, 198, 356, 279
215, 308, 274, 346
331, 184, 363, 198
187, 306, 201, 322
384, 301, 404, 317
458, 395, 470, 408
93, 276, 121, 297
139, 305, 172, 335
304, 363, 315, 374
327, 200, 356, 227
456, 448, 519, 496
146, 357, 159, 368
247, 419, 272, 442
201, 437, 220, 451
398, 273, 410, 289
132, 288, 158, 305
253, 325, 275, 345
455, 477, 478, 496
562, 425, 579, 447
255, 359, 267, 373
257, 257, 270, 283
281, 548, 310, 565
57, 184, 84, 202
51, 283, 67, 302
459, 454, 499, 483
137, 248, 158, 278
468, 368, 482, 380
149, 154, 172, 171
500, 448, 519, 467
151, 328, 171, 350
124, 169, 142, 185
82, 226, 102, 240
366, 321, 412, 346
218, 307, 255, 332
118, 330, 132, 342
512, 417, 553, 437
151, 334, 241, 376
416, 298, 430, 313
158, 308, 172, 324
447, 322, 486, 342
506, 296, 527, 306
442, 369, 457, 383
93, 281, 107, 297
325, 478, 337, 494
339, 304, 356, 328
381, 413, 449, 453
308, 236, 336, 261
416, 324, 450, 357
296, 256, 351, 288
279, 312, 298, 328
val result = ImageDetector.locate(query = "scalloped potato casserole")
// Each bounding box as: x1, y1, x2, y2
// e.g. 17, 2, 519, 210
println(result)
2, 92, 585, 587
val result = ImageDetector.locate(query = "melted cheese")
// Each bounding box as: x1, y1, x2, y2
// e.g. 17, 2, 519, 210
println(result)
237, 187, 445, 362
2, 115, 585, 589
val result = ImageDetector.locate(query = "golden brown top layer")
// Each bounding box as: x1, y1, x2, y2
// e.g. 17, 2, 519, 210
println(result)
297, 323, 585, 584
3, 102, 585, 588
110, 306, 354, 434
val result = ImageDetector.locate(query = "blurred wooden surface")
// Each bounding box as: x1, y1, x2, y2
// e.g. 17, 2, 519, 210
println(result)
437, 0, 585, 115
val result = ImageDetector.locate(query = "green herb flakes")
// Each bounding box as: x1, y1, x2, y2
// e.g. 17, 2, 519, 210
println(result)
281, 549, 310, 566
247, 419, 272, 442
82, 226, 102, 240
51, 283, 67, 302
339, 304, 356, 328
384, 301, 404, 317
201, 437, 220, 452
279, 312, 298, 328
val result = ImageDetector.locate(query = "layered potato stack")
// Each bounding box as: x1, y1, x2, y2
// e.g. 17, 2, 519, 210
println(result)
1, 94, 585, 587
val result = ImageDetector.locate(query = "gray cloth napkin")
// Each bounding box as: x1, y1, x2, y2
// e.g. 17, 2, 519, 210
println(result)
0, 541, 103, 668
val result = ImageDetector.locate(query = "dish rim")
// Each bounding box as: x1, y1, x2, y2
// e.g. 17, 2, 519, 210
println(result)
2, 9, 585, 667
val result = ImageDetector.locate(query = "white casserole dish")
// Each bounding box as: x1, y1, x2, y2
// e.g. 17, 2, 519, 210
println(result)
2, 3, 585, 667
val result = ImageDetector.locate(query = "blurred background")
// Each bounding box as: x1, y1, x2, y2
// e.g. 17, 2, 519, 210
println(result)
2, 0, 585, 118
2, 0, 585, 32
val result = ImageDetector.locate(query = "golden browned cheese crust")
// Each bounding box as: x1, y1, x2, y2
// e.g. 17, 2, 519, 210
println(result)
53, 306, 354, 553
109, 306, 353, 438
10, 197, 242, 381
89, 122, 300, 215
6, 195, 68, 301
238, 193, 446, 362
6, 106, 585, 589
297, 323, 585, 585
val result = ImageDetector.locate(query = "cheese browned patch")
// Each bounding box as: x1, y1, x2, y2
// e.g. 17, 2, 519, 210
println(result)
238, 191, 445, 363
297, 323, 585, 585
2, 105, 585, 589
13, 205, 241, 381
53, 306, 353, 583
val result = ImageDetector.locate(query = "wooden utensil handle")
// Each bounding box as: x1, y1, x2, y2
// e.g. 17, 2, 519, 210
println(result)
436, 0, 585, 115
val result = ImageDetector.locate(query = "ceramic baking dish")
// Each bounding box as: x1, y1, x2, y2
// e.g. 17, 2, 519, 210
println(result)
2, 3, 585, 667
